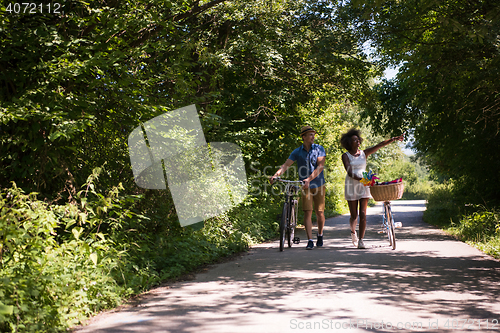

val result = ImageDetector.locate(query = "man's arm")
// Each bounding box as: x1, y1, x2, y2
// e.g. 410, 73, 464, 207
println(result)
303, 156, 325, 189
269, 159, 294, 184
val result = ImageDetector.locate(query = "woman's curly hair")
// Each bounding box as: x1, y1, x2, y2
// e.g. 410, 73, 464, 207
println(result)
340, 128, 363, 151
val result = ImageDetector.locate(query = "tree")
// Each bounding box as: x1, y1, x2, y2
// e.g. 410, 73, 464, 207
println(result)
0, 0, 231, 196
1, 0, 373, 201
347, 0, 500, 205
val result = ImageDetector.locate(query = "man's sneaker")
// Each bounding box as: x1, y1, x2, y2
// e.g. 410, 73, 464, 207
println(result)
316, 235, 323, 247
306, 240, 314, 250
351, 231, 358, 246
358, 239, 366, 249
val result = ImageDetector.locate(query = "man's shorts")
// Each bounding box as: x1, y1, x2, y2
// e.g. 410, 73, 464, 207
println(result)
301, 185, 326, 212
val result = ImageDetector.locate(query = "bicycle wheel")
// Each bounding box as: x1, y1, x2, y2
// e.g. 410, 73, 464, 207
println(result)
384, 202, 396, 250
287, 200, 297, 247
389, 205, 396, 250
279, 202, 288, 251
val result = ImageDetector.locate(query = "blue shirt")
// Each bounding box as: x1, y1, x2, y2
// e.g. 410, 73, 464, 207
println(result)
288, 143, 326, 189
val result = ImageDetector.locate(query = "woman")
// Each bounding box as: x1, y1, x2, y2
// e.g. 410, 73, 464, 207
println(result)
341, 129, 404, 249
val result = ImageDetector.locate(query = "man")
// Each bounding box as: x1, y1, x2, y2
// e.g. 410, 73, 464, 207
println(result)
270, 126, 326, 250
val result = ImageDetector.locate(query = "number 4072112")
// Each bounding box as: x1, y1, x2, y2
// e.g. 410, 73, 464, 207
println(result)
5, 3, 63, 14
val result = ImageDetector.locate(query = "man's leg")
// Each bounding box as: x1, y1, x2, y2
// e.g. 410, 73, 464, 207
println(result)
316, 210, 325, 235
302, 187, 315, 248
313, 185, 326, 235
312, 185, 326, 247
303, 210, 313, 240
315, 210, 325, 247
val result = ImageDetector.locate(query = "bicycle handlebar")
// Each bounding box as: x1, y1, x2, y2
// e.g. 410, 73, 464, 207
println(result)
272, 177, 304, 185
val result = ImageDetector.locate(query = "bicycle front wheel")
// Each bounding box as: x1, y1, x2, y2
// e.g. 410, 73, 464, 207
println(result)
279, 202, 288, 251
384, 202, 396, 250
287, 200, 297, 248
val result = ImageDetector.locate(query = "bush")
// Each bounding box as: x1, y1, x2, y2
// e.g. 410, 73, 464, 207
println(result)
0, 172, 287, 332
0, 183, 131, 332
423, 181, 461, 227
380, 159, 418, 185
448, 208, 500, 258
402, 180, 434, 200
451, 208, 499, 241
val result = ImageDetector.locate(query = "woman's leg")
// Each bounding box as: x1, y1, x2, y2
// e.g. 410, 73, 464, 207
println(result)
358, 198, 369, 239
347, 200, 359, 233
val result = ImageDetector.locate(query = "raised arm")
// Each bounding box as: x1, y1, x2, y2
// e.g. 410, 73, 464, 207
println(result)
364, 134, 404, 157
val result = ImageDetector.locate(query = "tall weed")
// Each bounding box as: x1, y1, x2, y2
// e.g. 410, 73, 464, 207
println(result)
449, 208, 500, 258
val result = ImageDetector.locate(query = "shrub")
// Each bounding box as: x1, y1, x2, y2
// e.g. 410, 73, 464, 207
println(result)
403, 181, 434, 200
452, 208, 499, 241
423, 181, 461, 227
0, 183, 131, 332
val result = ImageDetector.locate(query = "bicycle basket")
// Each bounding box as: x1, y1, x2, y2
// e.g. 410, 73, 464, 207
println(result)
370, 181, 404, 201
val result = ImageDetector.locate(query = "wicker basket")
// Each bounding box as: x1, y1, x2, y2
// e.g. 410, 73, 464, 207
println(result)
370, 182, 405, 201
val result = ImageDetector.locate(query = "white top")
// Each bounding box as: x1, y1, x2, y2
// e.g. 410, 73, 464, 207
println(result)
344, 151, 371, 201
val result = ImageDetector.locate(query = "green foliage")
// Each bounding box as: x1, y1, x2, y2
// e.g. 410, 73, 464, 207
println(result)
380, 159, 417, 185
423, 181, 461, 227
0, 0, 372, 200
375, 155, 434, 200
349, 0, 500, 206
424, 182, 500, 259
403, 181, 434, 200
0, 0, 382, 331
0, 173, 285, 332
0, 182, 131, 332
451, 208, 499, 243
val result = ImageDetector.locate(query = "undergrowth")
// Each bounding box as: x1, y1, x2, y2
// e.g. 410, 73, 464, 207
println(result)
423, 182, 500, 259
0, 173, 282, 332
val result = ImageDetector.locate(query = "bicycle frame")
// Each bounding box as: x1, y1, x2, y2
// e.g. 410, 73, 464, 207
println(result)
274, 178, 302, 251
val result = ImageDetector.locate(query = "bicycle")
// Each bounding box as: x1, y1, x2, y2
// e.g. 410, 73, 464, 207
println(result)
370, 181, 404, 250
272, 177, 303, 251
381, 201, 396, 250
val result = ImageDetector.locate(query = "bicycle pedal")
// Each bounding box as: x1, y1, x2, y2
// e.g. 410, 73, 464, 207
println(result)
293, 237, 300, 244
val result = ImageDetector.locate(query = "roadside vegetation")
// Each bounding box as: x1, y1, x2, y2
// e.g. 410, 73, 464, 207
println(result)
424, 182, 500, 259
1, 0, 499, 331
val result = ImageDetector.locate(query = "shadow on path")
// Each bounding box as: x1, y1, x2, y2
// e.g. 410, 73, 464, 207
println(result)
75, 200, 500, 333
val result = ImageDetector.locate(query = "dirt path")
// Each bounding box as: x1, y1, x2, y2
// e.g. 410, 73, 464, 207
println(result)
74, 200, 500, 332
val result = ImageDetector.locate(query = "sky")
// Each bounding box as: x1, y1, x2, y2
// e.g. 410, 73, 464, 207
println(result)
384, 67, 399, 80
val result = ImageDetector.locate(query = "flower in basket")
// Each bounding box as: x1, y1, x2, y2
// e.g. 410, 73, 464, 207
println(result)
360, 170, 379, 186
376, 178, 403, 185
